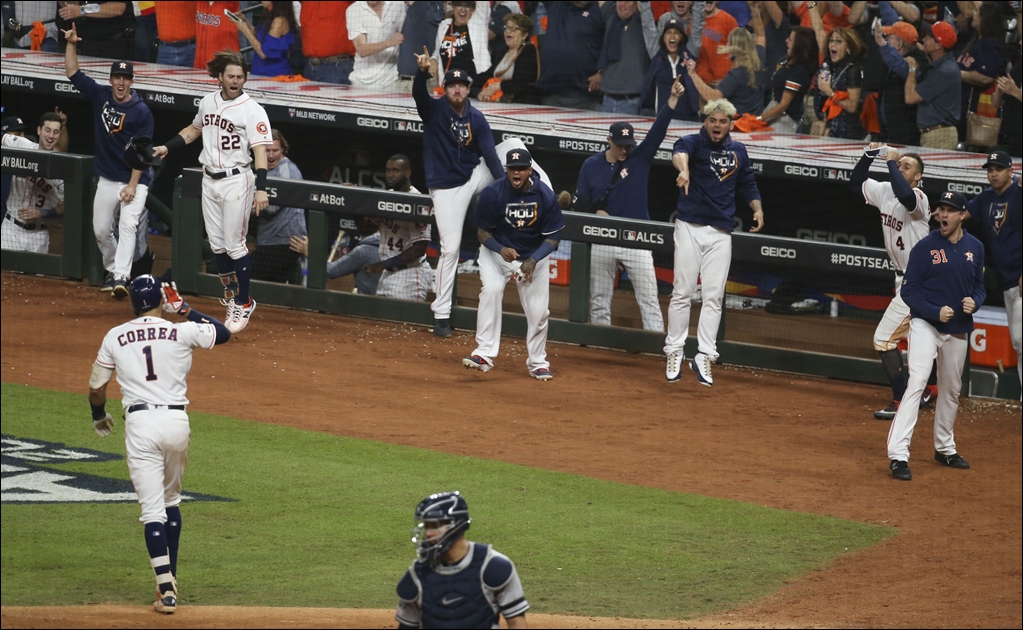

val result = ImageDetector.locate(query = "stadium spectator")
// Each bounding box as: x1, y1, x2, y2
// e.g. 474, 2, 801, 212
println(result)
234, 1, 302, 77
6, 2, 59, 52
757, 1, 792, 73
397, 1, 444, 91
642, 18, 700, 120
792, 0, 851, 37
956, 2, 1007, 142
597, 1, 659, 115
813, 26, 865, 139
992, 42, 1021, 156
718, 1, 751, 26
478, 13, 539, 104
195, 1, 240, 70
760, 25, 817, 133
58, 1, 134, 61
487, 1, 521, 63
534, 1, 605, 111
693, 0, 738, 85
300, 1, 356, 84
904, 21, 960, 150
655, 1, 706, 59
1, 113, 65, 254
289, 219, 382, 295
686, 12, 768, 116
432, 1, 491, 89
131, 1, 157, 62
251, 130, 306, 284
874, 20, 928, 145
154, 2, 196, 67
346, 1, 404, 89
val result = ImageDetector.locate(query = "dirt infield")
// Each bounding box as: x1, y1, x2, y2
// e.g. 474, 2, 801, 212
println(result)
1, 273, 1020, 629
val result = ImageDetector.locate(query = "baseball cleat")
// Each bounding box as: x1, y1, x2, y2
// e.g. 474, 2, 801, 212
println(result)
874, 400, 900, 420
100, 272, 117, 292
228, 298, 256, 333
153, 590, 177, 614
462, 354, 491, 373
665, 351, 683, 382
889, 459, 912, 481
690, 353, 713, 387
530, 367, 553, 381
920, 385, 938, 408
220, 298, 237, 326
111, 276, 130, 299
934, 451, 970, 469
433, 319, 452, 338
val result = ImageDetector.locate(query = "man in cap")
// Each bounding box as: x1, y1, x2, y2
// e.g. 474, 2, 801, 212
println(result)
874, 20, 929, 145
904, 20, 960, 149
1, 113, 67, 253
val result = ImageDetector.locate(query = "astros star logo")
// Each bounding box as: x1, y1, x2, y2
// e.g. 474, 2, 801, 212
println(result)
620, 167, 629, 179
621, 128, 630, 137
453, 70, 462, 77
516, 219, 525, 227
119, 62, 127, 69
511, 152, 520, 160
965, 251, 974, 262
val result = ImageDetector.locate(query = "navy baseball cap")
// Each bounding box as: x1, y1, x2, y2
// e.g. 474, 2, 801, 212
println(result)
662, 18, 685, 35
936, 190, 968, 212
608, 122, 637, 146
506, 148, 532, 168
443, 68, 472, 86
1, 116, 27, 134
983, 150, 1012, 169
110, 60, 134, 78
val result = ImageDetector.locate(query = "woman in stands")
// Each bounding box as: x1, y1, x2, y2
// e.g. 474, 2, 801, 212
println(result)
813, 26, 865, 139
478, 13, 539, 104
235, 1, 302, 78
760, 26, 819, 133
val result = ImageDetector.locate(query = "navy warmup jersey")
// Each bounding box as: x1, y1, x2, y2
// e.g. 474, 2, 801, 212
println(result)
967, 177, 1022, 292
672, 127, 760, 231
901, 229, 987, 335
476, 174, 564, 259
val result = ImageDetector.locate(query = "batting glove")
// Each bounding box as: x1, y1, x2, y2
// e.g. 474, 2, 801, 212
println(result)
863, 145, 888, 159
93, 413, 115, 437
161, 282, 189, 315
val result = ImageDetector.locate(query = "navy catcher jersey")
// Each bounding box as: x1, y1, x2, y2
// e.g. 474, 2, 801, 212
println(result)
476, 174, 564, 260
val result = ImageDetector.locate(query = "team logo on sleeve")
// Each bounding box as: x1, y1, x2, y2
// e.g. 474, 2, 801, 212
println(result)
709, 150, 738, 181
256, 122, 269, 135
101, 103, 126, 134
450, 120, 473, 146
989, 202, 1007, 235
505, 202, 538, 228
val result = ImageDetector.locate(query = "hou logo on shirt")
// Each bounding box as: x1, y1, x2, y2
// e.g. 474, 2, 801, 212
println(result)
101, 103, 126, 134
709, 150, 738, 181
504, 202, 538, 228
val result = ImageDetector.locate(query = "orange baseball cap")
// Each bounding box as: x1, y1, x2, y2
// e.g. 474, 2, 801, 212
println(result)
923, 21, 957, 49
882, 22, 918, 46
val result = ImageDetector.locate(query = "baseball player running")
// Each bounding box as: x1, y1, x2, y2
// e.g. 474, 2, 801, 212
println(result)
463, 148, 564, 381
887, 191, 985, 481
966, 151, 1021, 394
64, 24, 154, 298
362, 155, 433, 301
89, 275, 231, 612
664, 99, 763, 387
575, 77, 684, 332
153, 50, 273, 334
849, 142, 937, 420
396, 491, 530, 629
1, 113, 65, 253
413, 48, 504, 338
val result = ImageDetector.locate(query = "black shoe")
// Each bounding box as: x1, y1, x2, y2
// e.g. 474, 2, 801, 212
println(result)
100, 272, 117, 292
934, 451, 970, 469
111, 276, 129, 299
433, 319, 452, 338
890, 459, 912, 480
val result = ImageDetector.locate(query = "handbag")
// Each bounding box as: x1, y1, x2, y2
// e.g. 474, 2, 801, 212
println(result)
965, 87, 1002, 147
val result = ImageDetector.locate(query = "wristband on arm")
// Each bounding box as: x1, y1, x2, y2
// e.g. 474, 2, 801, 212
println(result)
90, 402, 107, 421
40, 208, 58, 218
164, 134, 186, 152
255, 168, 268, 192
531, 240, 557, 262
483, 237, 504, 254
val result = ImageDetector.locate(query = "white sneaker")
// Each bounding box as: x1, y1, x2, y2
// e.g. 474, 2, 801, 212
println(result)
666, 351, 683, 382
220, 298, 237, 327
690, 352, 713, 387
229, 298, 256, 333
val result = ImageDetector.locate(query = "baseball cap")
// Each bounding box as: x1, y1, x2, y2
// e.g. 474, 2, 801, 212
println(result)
662, 18, 685, 35
451, 0, 476, 7
983, 150, 1012, 169
922, 21, 957, 49
505, 148, 532, 168
608, 121, 637, 146
110, 60, 134, 78
1, 116, 28, 134
936, 190, 968, 212
882, 22, 918, 46
443, 68, 472, 87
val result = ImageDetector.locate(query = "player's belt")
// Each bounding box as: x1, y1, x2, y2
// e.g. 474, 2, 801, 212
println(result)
126, 403, 186, 414
307, 54, 354, 66
204, 167, 248, 180
4, 214, 41, 231
895, 270, 904, 277
159, 38, 195, 48
919, 124, 953, 134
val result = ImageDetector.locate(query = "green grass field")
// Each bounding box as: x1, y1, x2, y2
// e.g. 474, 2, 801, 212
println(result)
1, 383, 894, 619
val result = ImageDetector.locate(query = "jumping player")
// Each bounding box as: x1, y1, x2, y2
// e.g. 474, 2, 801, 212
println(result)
396, 491, 530, 629
63, 23, 154, 298
1, 113, 66, 253
152, 50, 273, 333
462, 148, 564, 380
664, 99, 763, 387
413, 47, 504, 337
88, 276, 231, 612
849, 142, 937, 420
887, 191, 985, 480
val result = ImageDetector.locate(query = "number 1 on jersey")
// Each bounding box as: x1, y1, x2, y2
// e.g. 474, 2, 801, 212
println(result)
142, 345, 158, 382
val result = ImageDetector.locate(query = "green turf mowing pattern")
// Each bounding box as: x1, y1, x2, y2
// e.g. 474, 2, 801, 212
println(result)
1, 383, 893, 619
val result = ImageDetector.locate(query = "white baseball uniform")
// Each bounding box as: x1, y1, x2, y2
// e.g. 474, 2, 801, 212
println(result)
377, 217, 433, 301
1, 135, 64, 253
192, 91, 272, 260
589, 246, 664, 331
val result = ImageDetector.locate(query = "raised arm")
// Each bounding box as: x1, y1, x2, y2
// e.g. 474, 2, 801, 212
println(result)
62, 23, 81, 77
748, 2, 767, 48
687, 2, 707, 58
640, 1, 660, 59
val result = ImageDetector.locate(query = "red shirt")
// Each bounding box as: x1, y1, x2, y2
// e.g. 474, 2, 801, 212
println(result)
195, 1, 240, 69
793, 2, 851, 34
301, 2, 356, 58
155, 2, 195, 43
695, 10, 738, 84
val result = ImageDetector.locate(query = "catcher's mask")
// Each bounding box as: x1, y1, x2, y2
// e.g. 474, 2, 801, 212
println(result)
122, 135, 155, 171
412, 491, 471, 568
129, 274, 163, 315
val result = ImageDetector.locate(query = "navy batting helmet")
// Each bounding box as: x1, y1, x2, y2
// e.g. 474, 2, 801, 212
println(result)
412, 491, 471, 568
129, 275, 163, 315
122, 135, 155, 171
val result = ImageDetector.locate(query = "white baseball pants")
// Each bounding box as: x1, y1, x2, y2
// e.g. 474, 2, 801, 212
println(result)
589, 245, 664, 332
471, 247, 551, 372
1005, 286, 1022, 393
429, 161, 494, 319
201, 171, 254, 260
94, 176, 149, 278
378, 261, 433, 301
124, 409, 190, 524
1, 218, 49, 253
887, 318, 968, 462
873, 289, 911, 351
664, 221, 732, 361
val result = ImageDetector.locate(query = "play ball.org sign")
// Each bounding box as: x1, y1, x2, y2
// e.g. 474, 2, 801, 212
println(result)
1, 435, 232, 504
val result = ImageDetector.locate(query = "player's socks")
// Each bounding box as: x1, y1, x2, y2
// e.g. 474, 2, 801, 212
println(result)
234, 253, 253, 305
144, 521, 176, 594
879, 349, 906, 401
216, 254, 239, 301
165, 506, 182, 577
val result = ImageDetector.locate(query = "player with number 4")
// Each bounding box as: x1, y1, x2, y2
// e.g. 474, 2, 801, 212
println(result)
153, 50, 273, 333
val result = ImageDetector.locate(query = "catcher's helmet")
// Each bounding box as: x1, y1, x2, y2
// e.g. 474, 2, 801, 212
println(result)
129, 274, 162, 315
122, 135, 155, 171
411, 491, 471, 568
